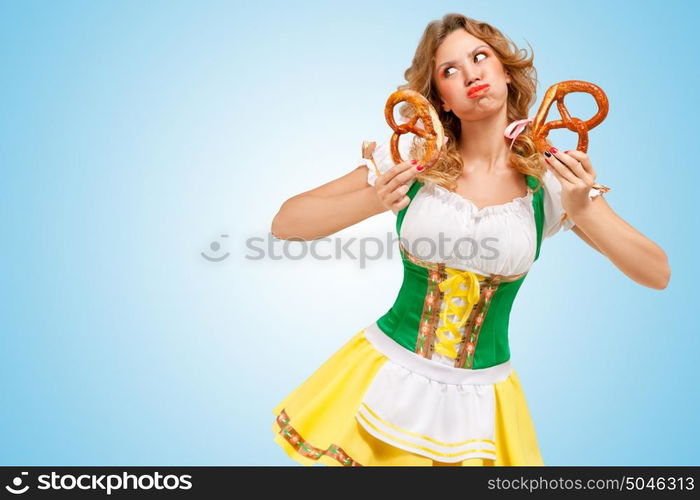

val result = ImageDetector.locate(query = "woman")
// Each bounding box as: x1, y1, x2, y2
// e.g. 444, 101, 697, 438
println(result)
270, 13, 670, 466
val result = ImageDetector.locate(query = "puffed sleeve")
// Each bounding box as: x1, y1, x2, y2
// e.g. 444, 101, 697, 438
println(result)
542, 168, 576, 239
360, 134, 413, 187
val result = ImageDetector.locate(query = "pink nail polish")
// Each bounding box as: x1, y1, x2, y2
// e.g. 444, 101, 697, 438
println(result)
416, 165, 424, 171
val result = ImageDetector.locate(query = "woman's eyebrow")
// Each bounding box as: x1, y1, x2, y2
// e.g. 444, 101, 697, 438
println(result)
436, 45, 489, 70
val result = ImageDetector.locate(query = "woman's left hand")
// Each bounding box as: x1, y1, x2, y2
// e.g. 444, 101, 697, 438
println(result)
543, 146, 598, 217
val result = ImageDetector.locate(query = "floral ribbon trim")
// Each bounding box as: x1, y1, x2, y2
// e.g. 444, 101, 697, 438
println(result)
275, 409, 362, 466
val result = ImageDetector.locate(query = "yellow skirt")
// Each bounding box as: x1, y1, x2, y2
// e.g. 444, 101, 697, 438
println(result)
271, 327, 544, 466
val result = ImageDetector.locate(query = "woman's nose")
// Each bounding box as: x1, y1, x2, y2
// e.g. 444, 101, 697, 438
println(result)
465, 75, 482, 88
466, 77, 481, 87
463, 68, 481, 86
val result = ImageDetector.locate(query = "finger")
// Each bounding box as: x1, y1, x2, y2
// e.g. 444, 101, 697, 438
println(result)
380, 181, 410, 210
379, 160, 419, 187
389, 183, 410, 204
392, 194, 410, 211
396, 163, 422, 185
544, 155, 576, 188
388, 163, 421, 190
565, 149, 595, 176
544, 151, 577, 184
550, 148, 589, 182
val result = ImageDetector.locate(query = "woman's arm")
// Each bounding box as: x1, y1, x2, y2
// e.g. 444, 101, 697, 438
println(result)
570, 224, 603, 254
544, 148, 670, 290
271, 166, 386, 240
568, 195, 671, 290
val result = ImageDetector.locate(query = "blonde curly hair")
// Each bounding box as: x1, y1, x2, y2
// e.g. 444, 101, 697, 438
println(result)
397, 13, 549, 194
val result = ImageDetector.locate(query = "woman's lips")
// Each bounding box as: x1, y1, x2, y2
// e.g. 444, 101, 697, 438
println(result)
468, 84, 490, 98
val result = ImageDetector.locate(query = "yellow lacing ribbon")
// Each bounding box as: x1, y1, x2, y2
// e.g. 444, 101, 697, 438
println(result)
433, 268, 486, 359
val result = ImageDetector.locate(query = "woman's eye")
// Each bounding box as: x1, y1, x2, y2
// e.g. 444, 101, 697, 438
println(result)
442, 52, 487, 77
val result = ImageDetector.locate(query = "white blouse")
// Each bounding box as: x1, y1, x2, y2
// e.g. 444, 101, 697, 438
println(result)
360, 135, 576, 276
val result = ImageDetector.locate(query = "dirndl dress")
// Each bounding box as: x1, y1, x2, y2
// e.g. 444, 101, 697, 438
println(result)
271, 138, 575, 466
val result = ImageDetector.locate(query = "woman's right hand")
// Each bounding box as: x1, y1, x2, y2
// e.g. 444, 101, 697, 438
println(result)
373, 160, 423, 213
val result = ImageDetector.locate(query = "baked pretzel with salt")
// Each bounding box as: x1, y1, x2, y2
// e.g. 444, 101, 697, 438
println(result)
532, 80, 610, 194
383, 89, 445, 169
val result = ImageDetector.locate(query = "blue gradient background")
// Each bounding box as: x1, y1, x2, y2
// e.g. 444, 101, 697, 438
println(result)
1, 0, 696, 466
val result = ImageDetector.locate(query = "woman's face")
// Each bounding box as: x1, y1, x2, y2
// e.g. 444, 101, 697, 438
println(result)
433, 29, 511, 121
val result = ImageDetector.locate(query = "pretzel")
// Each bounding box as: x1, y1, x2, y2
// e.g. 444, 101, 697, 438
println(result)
532, 80, 611, 194
383, 89, 445, 168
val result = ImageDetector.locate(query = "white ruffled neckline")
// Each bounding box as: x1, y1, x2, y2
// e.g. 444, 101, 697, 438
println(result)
422, 180, 533, 217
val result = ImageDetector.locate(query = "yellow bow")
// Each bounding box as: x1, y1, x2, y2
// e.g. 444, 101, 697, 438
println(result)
433, 268, 485, 359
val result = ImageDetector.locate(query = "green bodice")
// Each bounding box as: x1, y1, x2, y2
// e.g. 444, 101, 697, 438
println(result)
374, 176, 545, 369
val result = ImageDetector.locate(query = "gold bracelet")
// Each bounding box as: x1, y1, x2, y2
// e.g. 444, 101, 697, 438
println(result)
592, 182, 611, 195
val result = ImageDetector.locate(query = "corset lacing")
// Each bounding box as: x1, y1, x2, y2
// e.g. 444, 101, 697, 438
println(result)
433, 267, 486, 359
